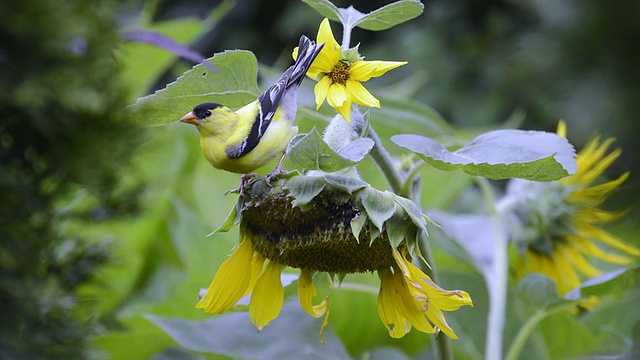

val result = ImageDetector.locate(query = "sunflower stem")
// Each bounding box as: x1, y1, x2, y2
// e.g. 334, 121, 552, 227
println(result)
366, 126, 403, 194
476, 177, 507, 360
418, 232, 453, 360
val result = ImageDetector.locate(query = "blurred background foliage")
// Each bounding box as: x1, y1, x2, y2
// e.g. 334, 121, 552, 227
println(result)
1, 0, 638, 359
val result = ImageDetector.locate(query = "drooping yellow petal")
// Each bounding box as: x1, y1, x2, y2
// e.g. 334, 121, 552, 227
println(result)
196, 239, 260, 314
249, 261, 284, 331
377, 268, 412, 338
298, 269, 329, 318
243, 251, 265, 297
314, 75, 331, 109
571, 235, 635, 264
349, 60, 407, 82
298, 268, 331, 343
346, 79, 380, 108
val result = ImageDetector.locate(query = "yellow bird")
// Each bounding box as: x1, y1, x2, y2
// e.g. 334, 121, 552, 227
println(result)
180, 35, 323, 185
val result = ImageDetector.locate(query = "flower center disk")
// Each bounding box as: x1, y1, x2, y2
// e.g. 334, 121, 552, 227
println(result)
241, 188, 396, 273
330, 61, 350, 85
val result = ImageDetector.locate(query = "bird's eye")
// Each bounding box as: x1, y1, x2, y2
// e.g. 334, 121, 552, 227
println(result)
204, 110, 212, 117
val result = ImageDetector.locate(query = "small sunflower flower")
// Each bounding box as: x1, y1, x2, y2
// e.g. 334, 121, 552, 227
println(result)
507, 121, 639, 295
197, 175, 472, 339
294, 18, 407, 122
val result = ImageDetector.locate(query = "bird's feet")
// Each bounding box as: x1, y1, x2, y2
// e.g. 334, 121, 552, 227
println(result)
266, 153, 288, 185
230, 173, 259, 196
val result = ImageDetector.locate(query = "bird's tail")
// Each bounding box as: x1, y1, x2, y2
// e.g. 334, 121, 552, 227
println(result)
284, 35, 324, 88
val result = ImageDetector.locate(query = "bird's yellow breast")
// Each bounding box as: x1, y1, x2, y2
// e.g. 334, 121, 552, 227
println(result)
200, 116, 298, 174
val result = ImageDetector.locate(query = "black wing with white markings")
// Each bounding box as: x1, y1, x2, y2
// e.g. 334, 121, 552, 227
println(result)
225, 35, 324, 159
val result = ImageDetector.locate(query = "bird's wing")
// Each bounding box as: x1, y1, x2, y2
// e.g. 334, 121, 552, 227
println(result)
225, 36, 323, 159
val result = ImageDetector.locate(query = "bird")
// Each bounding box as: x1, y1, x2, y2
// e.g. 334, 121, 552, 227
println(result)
179, 35, 324, 190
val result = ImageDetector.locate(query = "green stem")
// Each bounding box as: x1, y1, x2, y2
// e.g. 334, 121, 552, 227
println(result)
400, 161, 427, 199
366, 126, 403, 194
476, 177, 507, 360
505, 302, 578, 360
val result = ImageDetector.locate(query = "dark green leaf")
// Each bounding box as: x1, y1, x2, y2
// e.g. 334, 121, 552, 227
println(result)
385, 210, 410, 249
392, 130, 577, 181
146, 300, 351, 359
125, 50, 260, 126
389, 192, 427, 234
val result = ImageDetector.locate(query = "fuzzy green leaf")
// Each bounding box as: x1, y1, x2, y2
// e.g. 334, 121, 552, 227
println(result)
125, 50, 260, 126
301, 0, 341, 23
385, 211, 410, 249
284, 175, 327, 208
337, 138, 374, 163
351, 0, 424, 31
360, 188, 396, 232
324, 174, 368, 193
389, 192, 427, 234
392, 130, 577, 181
287, 128, 368, 172
350, 212, 368, 243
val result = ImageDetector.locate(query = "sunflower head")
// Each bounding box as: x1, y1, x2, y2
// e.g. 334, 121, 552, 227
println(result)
197, 173, 472, 338
507, 121, 638, 295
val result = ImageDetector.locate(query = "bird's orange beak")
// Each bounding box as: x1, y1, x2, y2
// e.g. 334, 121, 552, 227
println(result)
179, 111, 199, 125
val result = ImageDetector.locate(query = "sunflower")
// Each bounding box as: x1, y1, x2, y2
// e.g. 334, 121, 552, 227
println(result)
196, 175, 472, 339
508, 121, 638, 295
294, 18, 407, 122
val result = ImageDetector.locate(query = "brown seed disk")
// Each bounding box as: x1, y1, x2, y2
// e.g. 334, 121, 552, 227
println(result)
241, 190, 396, 273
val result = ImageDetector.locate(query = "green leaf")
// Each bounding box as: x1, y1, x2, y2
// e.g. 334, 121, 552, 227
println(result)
385, 210, 410, 249
338, 138, 374, 163
388, 192, 427, 234
287, 128, 366, 172
146, 300, 351, 359
206, 202, 239, 236
303, 0, 423, 32
301, 0, 341, 23
360, 188, 396, 232
351, 0, 424, 31
284, 175, 327, 208
125, 50, 260, 126
392, 130, 577, 181
350, 212, 367, 243
324, 174, 369, 193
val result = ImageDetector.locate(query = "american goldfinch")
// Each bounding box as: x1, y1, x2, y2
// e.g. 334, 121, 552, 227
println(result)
180, 35, 324, 181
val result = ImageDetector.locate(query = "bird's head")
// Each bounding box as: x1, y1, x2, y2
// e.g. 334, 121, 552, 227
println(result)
179, 103, 223, 126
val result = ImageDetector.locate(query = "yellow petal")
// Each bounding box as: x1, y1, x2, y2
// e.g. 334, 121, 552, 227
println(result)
561, 243, 601, 277
377, 268, 411, 338
292, 46, 299, 61
314, 76, 331, 109
567, 172, 629, 206
346, 79, 380, 108
576, 224, 640, 256
556, 120, 567, 138
249, 261, 284, 331
326, 82, 348, 108
390, 267, 437, 335
316, 18, 341, 68
196, 239, 259, 314
349, 60, 407, 82
298, 269, 329, 318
